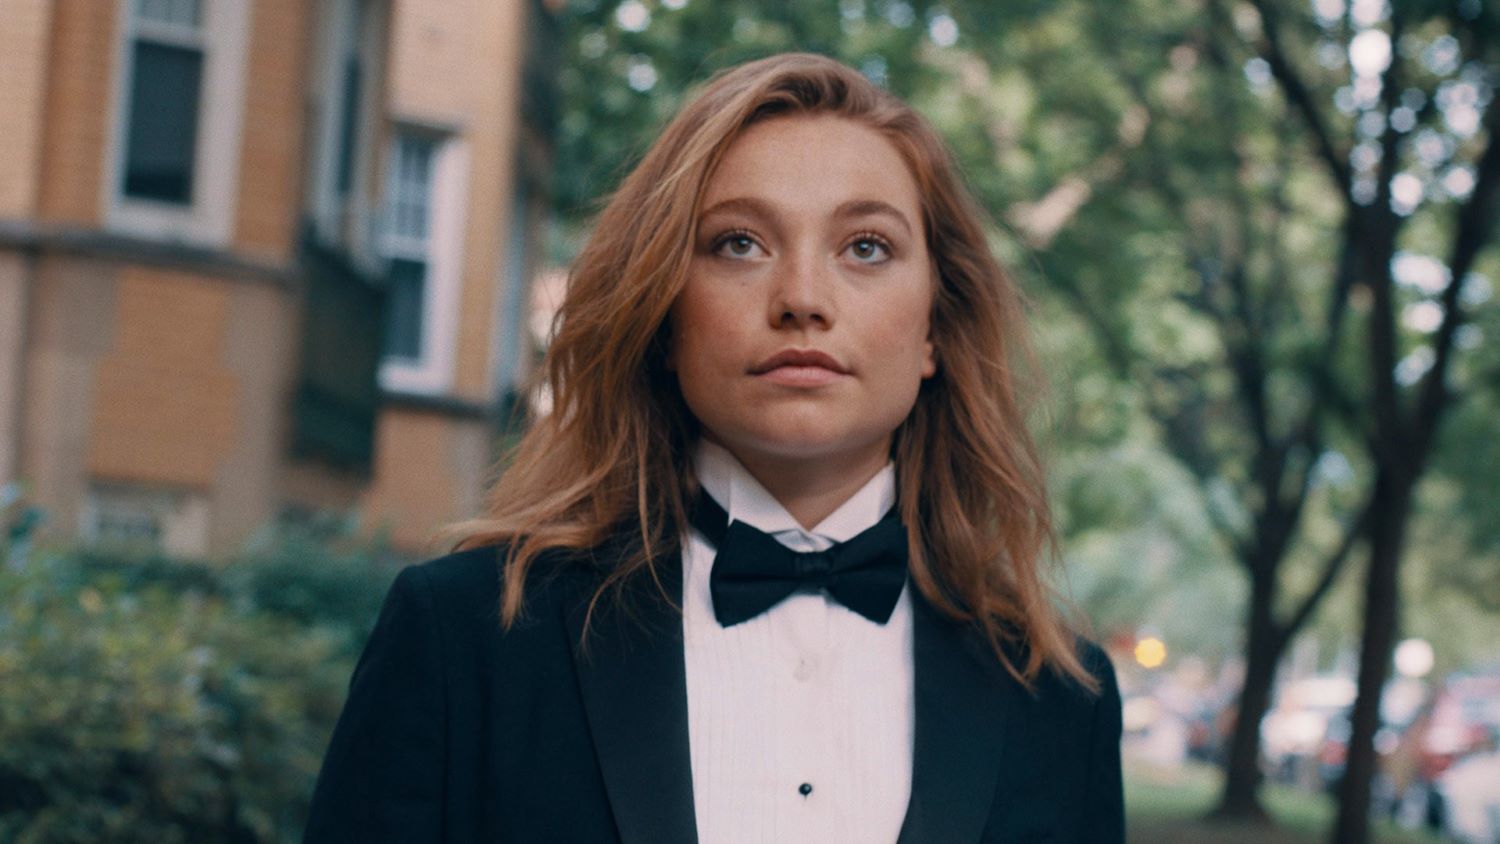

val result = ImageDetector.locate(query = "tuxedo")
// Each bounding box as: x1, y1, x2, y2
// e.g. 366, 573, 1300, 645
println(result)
303, 538, 1124, 843
681, 441, 916, 842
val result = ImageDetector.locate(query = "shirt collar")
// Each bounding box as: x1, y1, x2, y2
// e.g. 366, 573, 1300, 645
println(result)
693, 438, 897, 544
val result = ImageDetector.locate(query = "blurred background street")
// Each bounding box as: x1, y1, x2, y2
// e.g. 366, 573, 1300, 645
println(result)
1, 0, 1497, 841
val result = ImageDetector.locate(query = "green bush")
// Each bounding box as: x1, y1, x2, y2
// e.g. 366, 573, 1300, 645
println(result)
0, 530, 402, 843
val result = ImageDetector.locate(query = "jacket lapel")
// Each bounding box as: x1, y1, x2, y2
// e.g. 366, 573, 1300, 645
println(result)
563, 551, 699, 844
896, 590, 1017, 844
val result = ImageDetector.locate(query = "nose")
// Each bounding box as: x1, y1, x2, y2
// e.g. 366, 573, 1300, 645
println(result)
769, 249, 833, 330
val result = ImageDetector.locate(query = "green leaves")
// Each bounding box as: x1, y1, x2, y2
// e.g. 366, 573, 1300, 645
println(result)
0, 542, 398, 842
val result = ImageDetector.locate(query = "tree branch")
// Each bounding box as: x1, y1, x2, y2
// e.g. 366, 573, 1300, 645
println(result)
1275, 497, 1373, 648
1246, 0, 1352, 192
1412, 90, 1500, 457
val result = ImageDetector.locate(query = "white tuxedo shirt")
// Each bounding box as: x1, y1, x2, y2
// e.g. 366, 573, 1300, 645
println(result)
682, 439, 915, 844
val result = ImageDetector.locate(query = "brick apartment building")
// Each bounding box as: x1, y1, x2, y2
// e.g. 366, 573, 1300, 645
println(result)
0, 0, 557, 555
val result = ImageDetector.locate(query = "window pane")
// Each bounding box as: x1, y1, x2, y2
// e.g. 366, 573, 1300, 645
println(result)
135, 0, 202, 28
384, 257, 426, 360
122, 41, 203, 204
335, 58, 362, 196
88, 486, 167, 550
386, 135, 435, 244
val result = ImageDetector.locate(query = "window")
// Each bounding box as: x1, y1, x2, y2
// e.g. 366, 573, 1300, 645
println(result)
376, 131, 468, 395
380, 134, 436, 361
106, 0, 252, 244
81, 483, 210, 557
334, 53, 363, 197
306, 0, 386, 257
87, 488, 165, 548
120, 0, 205, 204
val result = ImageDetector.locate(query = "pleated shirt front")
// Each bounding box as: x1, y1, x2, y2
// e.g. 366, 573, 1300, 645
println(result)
682, 439, 915, 844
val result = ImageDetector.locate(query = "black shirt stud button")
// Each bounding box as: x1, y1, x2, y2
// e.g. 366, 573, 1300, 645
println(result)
798, 782, 813, 798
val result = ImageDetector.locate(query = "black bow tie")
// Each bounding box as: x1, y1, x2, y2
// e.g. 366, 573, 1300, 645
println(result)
689, 488, 909, 628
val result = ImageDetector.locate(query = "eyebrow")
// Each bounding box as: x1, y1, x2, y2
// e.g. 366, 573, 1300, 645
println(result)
697, 196, 915, 238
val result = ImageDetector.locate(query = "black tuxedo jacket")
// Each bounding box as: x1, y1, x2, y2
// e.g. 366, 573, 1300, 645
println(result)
304, 541, 1123, 843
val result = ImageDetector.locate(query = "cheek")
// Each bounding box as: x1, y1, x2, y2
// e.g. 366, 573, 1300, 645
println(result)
666, 287, 715, 372
668, 301, 704, 371
880, 294, 935, 376
668, 299, 731, 397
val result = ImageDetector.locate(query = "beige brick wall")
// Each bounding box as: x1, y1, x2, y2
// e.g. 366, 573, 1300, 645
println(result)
22, 257, 301, 551
387, 0, 478, 128
360, 406, 472, 553
37, 0, 118, 226
211, 276, 300, 548
88, 267, 240, 489
233, 0, 314, 260
452, 0, 528, 402
0, 0, 56, 217
19, 255, 118, 535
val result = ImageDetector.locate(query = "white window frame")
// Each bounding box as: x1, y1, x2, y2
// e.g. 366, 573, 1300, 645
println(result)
489, 172, 533, 397
305, 0, 387, 262
80, 482, 210, 557
377, 132, 468, 396
102, 0, 252, 247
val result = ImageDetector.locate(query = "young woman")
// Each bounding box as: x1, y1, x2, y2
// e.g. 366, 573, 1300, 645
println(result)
305, 52, 1123, 843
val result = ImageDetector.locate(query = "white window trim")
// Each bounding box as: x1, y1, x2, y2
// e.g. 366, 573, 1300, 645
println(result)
305, 0, 387, 262
378, 137, 469, 396
101, 0, 252, 247
489, 176, 532, 397
79, 482, 210, 557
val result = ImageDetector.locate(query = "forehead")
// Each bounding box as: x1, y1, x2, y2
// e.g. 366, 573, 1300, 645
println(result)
701, 114, 922, 218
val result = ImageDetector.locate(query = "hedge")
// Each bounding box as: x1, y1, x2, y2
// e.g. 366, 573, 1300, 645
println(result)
0, 528, 404, 843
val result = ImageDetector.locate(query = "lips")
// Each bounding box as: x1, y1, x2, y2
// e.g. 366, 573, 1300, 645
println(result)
749, 348, 851, 375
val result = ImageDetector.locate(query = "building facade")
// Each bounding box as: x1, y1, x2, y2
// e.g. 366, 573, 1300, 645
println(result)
0, 0, 556, 555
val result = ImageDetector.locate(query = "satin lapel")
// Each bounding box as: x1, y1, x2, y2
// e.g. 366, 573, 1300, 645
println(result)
563, 552, 698, 844
896, 590, 1017, 844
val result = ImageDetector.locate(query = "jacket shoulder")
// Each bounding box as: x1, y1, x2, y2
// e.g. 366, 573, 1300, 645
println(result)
397, 542, 600, 627
1008, 633, 1118, 710
1075, 635, 1119, 695
404, 544, 505, 598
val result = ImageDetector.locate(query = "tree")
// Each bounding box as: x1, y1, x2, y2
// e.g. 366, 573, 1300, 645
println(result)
552, 0, 945, 226
1231, 1, 1500, 839
942, 0, 1379, 818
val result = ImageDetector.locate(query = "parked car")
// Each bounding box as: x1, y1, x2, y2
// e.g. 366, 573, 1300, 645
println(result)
1185, 699, 1234, 766
1436, 745, 1500, 843
1315, 677, 1426, 797
1379, 670, 1500, 832
1263, 675, 1356, 787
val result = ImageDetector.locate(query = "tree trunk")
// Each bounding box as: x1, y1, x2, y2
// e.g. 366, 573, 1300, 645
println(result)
1331, 471, 1412, 843
1213, 567, 1281, 821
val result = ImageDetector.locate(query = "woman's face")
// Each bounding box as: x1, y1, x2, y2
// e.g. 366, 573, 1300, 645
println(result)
668, 114, 937, 479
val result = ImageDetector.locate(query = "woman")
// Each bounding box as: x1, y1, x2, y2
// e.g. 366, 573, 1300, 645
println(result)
305, 52, 1123, 843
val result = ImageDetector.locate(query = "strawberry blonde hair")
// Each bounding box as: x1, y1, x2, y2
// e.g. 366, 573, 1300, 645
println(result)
444, 52, 1092, 688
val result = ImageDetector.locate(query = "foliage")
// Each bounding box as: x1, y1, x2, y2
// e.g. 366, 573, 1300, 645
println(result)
0, 532, 400, 843
552, 0, 949, 228
551, 2, 1500, 827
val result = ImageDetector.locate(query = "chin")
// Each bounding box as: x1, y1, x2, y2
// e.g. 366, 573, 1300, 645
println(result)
733, 427, 890, 464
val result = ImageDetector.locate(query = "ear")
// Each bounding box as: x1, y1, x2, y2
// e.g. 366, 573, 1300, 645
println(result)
922, 266, 939, 379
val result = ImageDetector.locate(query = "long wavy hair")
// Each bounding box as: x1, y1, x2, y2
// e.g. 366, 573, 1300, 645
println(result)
444, 52, 1091, 689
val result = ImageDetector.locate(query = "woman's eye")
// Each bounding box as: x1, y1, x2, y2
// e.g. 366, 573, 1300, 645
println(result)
713, 232, 763, 259
847, 236, 891, 263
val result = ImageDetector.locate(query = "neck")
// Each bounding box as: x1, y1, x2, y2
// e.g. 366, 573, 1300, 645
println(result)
711, 437, 892, 530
